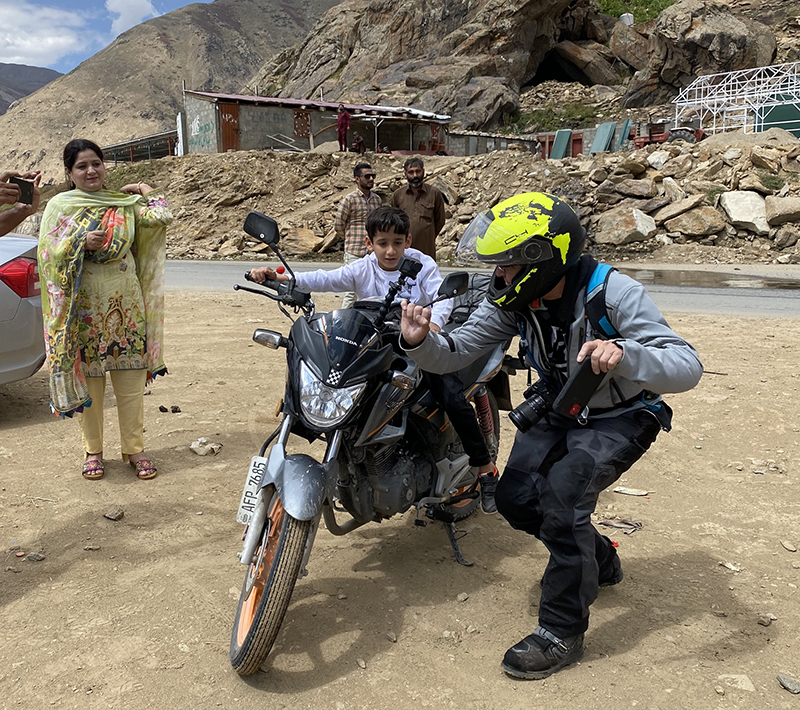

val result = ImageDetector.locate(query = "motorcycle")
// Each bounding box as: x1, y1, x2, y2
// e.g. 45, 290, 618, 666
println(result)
228, 211, 516, 676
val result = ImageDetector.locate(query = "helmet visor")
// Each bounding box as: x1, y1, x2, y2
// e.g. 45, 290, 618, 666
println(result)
456, 207, 555, 267
455, 210, 493, 265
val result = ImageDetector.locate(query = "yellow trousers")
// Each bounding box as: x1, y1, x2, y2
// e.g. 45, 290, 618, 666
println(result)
80, 370, 147, 458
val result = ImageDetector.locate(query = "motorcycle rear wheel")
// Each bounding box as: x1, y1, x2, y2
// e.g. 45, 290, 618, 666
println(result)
230, 490, 312, 675
440, 389, 500, 521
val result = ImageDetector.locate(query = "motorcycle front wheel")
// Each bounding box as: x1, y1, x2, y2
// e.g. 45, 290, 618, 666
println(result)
230, 490, 312, 675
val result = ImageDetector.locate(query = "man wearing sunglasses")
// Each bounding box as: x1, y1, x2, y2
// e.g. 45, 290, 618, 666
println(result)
334, 162, 382, 308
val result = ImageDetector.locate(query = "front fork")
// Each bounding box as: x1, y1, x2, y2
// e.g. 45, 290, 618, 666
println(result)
238, 417, 341, 573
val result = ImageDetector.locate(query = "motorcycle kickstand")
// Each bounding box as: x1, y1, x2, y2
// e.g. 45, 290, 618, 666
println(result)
444, 522, 473, 567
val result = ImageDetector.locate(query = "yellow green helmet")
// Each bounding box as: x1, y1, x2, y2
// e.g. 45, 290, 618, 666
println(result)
455, 192, 585, 311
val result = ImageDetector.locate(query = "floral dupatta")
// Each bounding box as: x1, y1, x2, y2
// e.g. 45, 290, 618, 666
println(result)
38, 189, 168, 416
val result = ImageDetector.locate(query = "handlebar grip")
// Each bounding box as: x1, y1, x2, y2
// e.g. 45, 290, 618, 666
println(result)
244, 270, 279, 291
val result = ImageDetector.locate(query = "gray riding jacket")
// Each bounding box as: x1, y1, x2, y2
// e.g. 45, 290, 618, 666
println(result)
403, 269, 703, 418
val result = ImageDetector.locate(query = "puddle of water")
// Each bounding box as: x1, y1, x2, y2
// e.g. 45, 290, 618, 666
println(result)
619, 268, 800, 290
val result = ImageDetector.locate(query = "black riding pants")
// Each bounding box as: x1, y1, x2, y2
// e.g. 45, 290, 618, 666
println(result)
495, 406, 667, 638
423, 371, 492, 468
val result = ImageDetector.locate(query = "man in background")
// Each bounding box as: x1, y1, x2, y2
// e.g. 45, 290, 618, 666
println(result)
336, 103, 351, 152
334, 162, 382, 308
351, 131, 367, 155
391, 157, 445, 260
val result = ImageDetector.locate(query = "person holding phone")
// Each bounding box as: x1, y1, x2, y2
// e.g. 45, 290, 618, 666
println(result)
37, 139, 172, 481
400, 192, 703, 680
0, 170, 41, 236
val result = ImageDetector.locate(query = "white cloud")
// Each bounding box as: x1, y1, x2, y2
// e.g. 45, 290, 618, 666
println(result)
105, 0, 159, 36
0, 1, 96, 67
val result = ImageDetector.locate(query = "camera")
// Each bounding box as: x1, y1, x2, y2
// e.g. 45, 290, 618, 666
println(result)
8, 176, 34, 205
508, 359, 607, 433
508, 379, 559, 432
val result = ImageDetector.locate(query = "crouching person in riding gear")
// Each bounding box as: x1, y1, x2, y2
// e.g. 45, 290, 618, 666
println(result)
399, 192, 703, 680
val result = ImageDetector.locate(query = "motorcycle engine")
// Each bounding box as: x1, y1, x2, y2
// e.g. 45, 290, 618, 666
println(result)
364, 445, 422, 518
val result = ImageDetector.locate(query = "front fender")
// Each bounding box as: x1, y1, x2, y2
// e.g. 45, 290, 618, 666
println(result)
259, 443, 333, 521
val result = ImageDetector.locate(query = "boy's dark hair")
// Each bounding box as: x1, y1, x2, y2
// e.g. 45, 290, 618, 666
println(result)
366, 205, 410, 239
353, 162, 372, 177
403, 156, 424, 171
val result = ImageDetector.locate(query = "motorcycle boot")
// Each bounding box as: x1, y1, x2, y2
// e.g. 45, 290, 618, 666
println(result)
478, 468, 499, 514
501, 626, 584, 680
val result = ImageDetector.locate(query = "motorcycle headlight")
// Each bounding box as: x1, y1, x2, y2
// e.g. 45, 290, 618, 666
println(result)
299, 361, 366, 428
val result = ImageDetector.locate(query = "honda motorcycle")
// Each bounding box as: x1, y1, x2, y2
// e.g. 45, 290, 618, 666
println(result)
228, 211, 516, 676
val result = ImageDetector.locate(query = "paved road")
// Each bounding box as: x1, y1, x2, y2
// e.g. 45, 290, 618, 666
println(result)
165, 259, 800, 318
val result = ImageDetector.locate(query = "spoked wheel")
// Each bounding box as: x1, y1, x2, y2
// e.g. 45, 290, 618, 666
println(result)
440, 389, 501, 522
230, 490, 312, 675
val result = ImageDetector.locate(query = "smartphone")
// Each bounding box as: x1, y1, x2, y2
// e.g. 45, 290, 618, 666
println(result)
552, 357, 607, 418
8, 176, 34, 205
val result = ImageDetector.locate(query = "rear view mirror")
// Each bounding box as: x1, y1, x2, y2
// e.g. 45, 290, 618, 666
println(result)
438, 272, 469, 299
243, 211, 279, 245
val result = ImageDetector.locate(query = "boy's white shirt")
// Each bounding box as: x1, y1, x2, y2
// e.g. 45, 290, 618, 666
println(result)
294, 248, 454, 328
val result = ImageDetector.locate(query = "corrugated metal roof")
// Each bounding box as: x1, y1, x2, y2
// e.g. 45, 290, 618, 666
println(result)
184, 89, 451, 123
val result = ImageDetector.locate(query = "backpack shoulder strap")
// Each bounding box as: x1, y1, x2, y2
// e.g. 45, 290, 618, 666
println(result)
585, 263, 619, 339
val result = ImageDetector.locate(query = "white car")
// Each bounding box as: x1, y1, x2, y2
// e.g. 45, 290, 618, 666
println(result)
0, 234, 45, 385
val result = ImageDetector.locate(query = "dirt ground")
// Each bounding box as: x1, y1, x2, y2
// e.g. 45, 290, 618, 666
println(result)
2, 285, 800, 710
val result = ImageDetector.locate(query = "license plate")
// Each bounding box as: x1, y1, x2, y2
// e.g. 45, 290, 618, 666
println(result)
236, 456, 269, 525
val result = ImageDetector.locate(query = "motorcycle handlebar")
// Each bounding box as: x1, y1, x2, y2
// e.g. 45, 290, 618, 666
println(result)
243, 271, 311, 308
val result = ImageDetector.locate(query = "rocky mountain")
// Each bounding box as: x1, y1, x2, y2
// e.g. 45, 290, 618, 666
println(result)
0, 0, 340, 179
249, 0, 776, 129
0, 63, 61, 115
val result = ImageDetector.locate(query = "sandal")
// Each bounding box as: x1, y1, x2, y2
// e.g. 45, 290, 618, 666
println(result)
82, 459, 105, 480
130, 458, 157, 480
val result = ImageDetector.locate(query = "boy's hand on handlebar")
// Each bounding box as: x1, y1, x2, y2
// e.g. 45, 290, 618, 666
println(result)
400, 300, 432, 346
250, 266, 289, 284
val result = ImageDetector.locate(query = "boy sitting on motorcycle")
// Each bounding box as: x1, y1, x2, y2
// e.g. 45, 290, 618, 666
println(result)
249, 205, 500, 513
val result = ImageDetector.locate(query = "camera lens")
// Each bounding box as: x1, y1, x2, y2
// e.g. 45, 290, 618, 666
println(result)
508, 392, 551, 432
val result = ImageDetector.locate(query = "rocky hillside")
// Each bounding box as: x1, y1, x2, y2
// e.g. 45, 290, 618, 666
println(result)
251, 0, 775, 128
19, 129, 800, 269
0, 0, 340, 178
0, 63, 61, 115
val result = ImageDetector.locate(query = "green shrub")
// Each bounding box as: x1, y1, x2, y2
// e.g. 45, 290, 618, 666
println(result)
706, 187, 725, 204
598, 0, 675, 23
502, 103, 600, 134
759, 172, 785, 192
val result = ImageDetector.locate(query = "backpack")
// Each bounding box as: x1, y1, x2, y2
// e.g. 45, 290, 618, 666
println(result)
584, 262, 619, 339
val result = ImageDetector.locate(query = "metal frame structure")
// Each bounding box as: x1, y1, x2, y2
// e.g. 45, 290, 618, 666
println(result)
673, 61, 800, 136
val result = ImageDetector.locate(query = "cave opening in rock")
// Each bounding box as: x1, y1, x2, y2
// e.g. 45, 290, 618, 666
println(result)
527, 49, 593, 88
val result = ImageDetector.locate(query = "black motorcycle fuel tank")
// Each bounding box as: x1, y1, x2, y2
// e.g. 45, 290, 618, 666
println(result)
290, 309, 394, 385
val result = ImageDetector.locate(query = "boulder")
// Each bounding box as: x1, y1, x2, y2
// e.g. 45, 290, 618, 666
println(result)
662, 176, 687, 201
282, 227, 322, 255
609, 21, 650, 71
617, 156, 649, 176
718, 191, 769, 234
775, 223, 800, 249
652, 193, 707, 225
750, 146, 781, 174
664, 206, 726, 236
765, 196, 800, 226
553, 40, 622, 86
594, 207, 657, 245
621, 0, 777, 107
737, 173, 777, 195
614, 178, 658, 198
647, 150, 672, 170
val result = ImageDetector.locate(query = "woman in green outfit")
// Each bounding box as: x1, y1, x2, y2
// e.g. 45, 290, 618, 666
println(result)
38, 138, 172, 480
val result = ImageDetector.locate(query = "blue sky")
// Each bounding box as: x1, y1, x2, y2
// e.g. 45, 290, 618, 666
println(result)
0, 0, 212, 74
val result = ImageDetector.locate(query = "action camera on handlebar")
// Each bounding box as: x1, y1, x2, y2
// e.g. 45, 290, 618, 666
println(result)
508, 358, 606, 432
